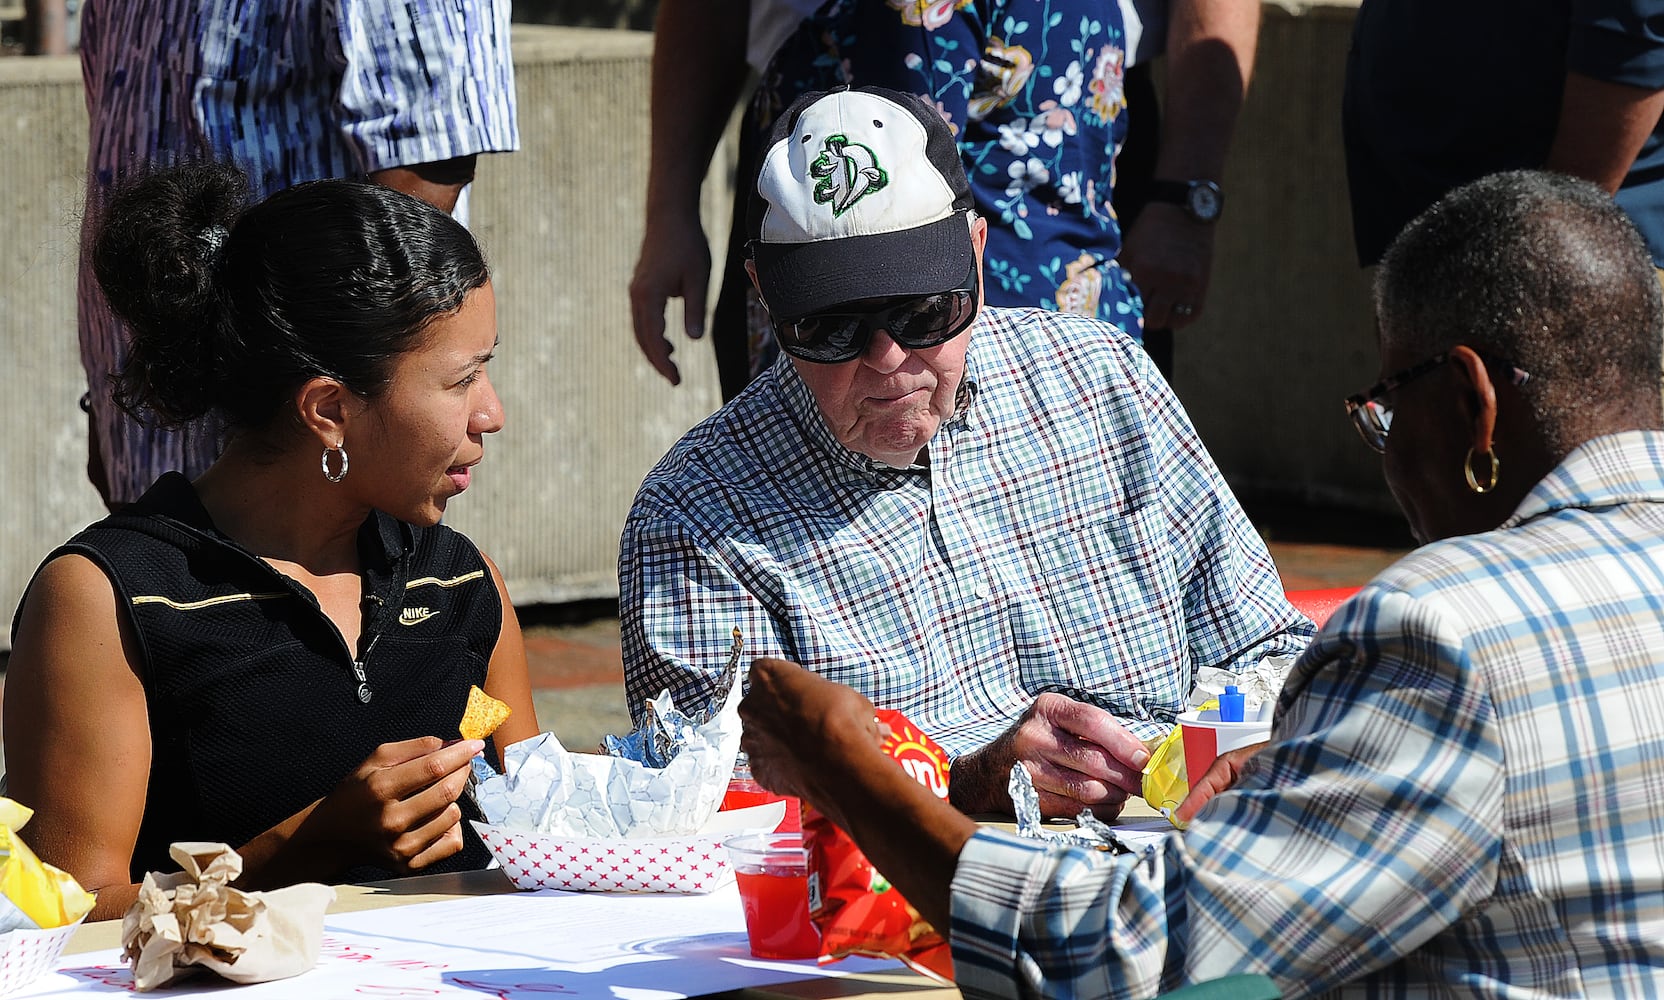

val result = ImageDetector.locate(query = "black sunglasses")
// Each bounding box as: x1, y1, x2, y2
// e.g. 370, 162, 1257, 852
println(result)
1344, 350, 1531, 453
771, 268, 980, 364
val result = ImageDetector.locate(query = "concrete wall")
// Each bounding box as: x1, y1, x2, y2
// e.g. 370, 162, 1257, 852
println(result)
0, 5, 1383, 641
3, 50, 97, 635
444, 27, 727, 604
1176, 1, 1388, 516
515, 0, 655, 31
0, 26, 727, 635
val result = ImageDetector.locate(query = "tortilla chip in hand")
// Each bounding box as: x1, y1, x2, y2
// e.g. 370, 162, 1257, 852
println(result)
459, 685, 511, 741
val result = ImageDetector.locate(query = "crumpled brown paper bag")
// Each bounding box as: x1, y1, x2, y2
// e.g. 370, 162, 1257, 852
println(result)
120, 842, 335, 992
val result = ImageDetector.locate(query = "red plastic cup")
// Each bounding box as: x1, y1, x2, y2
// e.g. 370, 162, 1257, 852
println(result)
1179, 709, 1272, 783
723, 832, 820, 959
720, 777, 802, 833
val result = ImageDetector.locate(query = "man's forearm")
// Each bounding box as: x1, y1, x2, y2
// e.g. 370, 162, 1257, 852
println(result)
370, 156, 479, 214
1150, 0, 1260, 182
815, 742, 978, 933
644, 0, 752, 216
1546, 71, 1664, 193
739, 659, 980, 935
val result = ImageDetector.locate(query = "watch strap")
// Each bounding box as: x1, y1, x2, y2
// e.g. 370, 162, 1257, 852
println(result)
1148, 180, 1192, 206
1147, 178, 1222, 222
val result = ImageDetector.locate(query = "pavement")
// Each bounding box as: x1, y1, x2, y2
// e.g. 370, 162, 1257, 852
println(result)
522, 613, 632, 754
0, 532, 1413, 772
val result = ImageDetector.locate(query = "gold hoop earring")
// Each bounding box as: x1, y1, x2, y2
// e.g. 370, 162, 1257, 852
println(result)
1464, 447, 1498, 494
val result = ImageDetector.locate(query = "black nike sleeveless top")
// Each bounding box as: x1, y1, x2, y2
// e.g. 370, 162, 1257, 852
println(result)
17, 473, 502, 882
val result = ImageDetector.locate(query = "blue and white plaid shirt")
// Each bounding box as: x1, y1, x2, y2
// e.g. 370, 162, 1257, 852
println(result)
952, 431, 1664, 998
619, 308, 1309, 757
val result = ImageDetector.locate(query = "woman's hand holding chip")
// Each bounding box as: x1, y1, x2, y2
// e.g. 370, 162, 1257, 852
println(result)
304, 736, 485, 874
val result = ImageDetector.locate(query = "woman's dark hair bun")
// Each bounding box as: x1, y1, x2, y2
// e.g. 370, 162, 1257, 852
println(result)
94, 161, 249, 425
92, 161, 489, 433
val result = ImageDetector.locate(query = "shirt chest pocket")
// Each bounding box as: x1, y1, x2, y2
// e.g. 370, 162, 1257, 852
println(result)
1024, 504, 1188, 720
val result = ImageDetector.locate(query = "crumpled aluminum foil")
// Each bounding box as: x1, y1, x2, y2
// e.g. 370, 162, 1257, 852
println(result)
602, 627, 744, 766
1190, 656, 1294, 716
471, 629, 746, 838
1008, 765, 1148, 853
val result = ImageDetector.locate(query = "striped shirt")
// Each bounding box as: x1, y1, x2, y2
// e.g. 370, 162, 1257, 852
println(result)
951, 430, 1664, 998
78, 0, 518, 504
619, 307, 1309, 757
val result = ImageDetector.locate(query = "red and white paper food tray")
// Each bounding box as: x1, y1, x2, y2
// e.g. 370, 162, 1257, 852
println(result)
0, 918, 86, 997
474, 826, 735, 894
473, 800, 785, 894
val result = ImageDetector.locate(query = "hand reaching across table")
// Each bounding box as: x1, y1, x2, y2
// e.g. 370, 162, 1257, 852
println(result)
739, 658, 975, 933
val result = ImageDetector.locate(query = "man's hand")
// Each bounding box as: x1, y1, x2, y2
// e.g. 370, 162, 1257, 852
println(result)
738, 659, 976, 932
628, 0, 749, 387
949, 693, 1150, 819
1119, 203, 1216, 330
739, 658, 885, 830
629, 211, 713, 386
1173, 741, 1263, 824
1120, 0, 1258, 334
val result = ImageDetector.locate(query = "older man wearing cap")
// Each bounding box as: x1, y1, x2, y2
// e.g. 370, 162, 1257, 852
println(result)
619, 86, 1310, 818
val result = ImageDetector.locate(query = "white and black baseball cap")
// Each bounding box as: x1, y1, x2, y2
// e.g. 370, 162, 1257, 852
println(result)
746, 86, 976, 321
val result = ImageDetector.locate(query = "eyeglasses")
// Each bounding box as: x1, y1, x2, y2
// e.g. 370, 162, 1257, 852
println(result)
771, 271, 980, 364
1345, 351, 1531, 453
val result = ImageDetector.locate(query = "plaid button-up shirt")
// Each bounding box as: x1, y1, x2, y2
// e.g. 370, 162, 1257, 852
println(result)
619, 307, 1308, 757
952, 431, 1664, 998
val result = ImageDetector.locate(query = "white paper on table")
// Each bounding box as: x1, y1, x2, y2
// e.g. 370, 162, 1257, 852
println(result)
19, 888, 905, 999
1108, 818, 1175, 853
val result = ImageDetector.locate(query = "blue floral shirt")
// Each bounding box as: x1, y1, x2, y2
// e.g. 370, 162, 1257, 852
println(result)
749, 0, 1142, 362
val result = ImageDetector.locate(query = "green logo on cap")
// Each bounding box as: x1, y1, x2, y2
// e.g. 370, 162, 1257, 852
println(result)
810, 134, 889, 217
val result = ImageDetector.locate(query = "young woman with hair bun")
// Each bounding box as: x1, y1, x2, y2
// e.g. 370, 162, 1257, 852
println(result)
4, 162, 538, 920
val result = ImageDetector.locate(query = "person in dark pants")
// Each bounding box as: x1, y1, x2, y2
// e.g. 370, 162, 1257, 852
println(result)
1344, 0, 1664, 269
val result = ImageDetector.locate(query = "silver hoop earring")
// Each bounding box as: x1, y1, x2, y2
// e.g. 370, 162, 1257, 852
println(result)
322, 445, 349, 483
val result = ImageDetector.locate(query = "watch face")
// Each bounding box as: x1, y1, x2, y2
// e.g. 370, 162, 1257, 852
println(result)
1187, 183, 1222, 222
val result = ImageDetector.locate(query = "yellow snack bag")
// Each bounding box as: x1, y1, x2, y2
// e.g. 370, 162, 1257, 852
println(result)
1141, 724, 1190, 828
0, 798, 95, 930
1141, 698, 1222, 830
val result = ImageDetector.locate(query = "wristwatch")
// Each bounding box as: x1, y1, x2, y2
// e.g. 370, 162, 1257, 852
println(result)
1149, 179, 1224, 223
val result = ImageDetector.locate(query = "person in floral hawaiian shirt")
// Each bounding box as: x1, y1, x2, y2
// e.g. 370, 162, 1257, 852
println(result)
630, 0, 1257, 400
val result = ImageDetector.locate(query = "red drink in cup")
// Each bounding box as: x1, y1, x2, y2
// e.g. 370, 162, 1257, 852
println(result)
720, 762, 802, 833
724, 832, 820, 959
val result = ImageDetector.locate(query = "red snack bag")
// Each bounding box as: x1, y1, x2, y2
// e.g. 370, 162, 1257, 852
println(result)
803, 709, 954, 982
